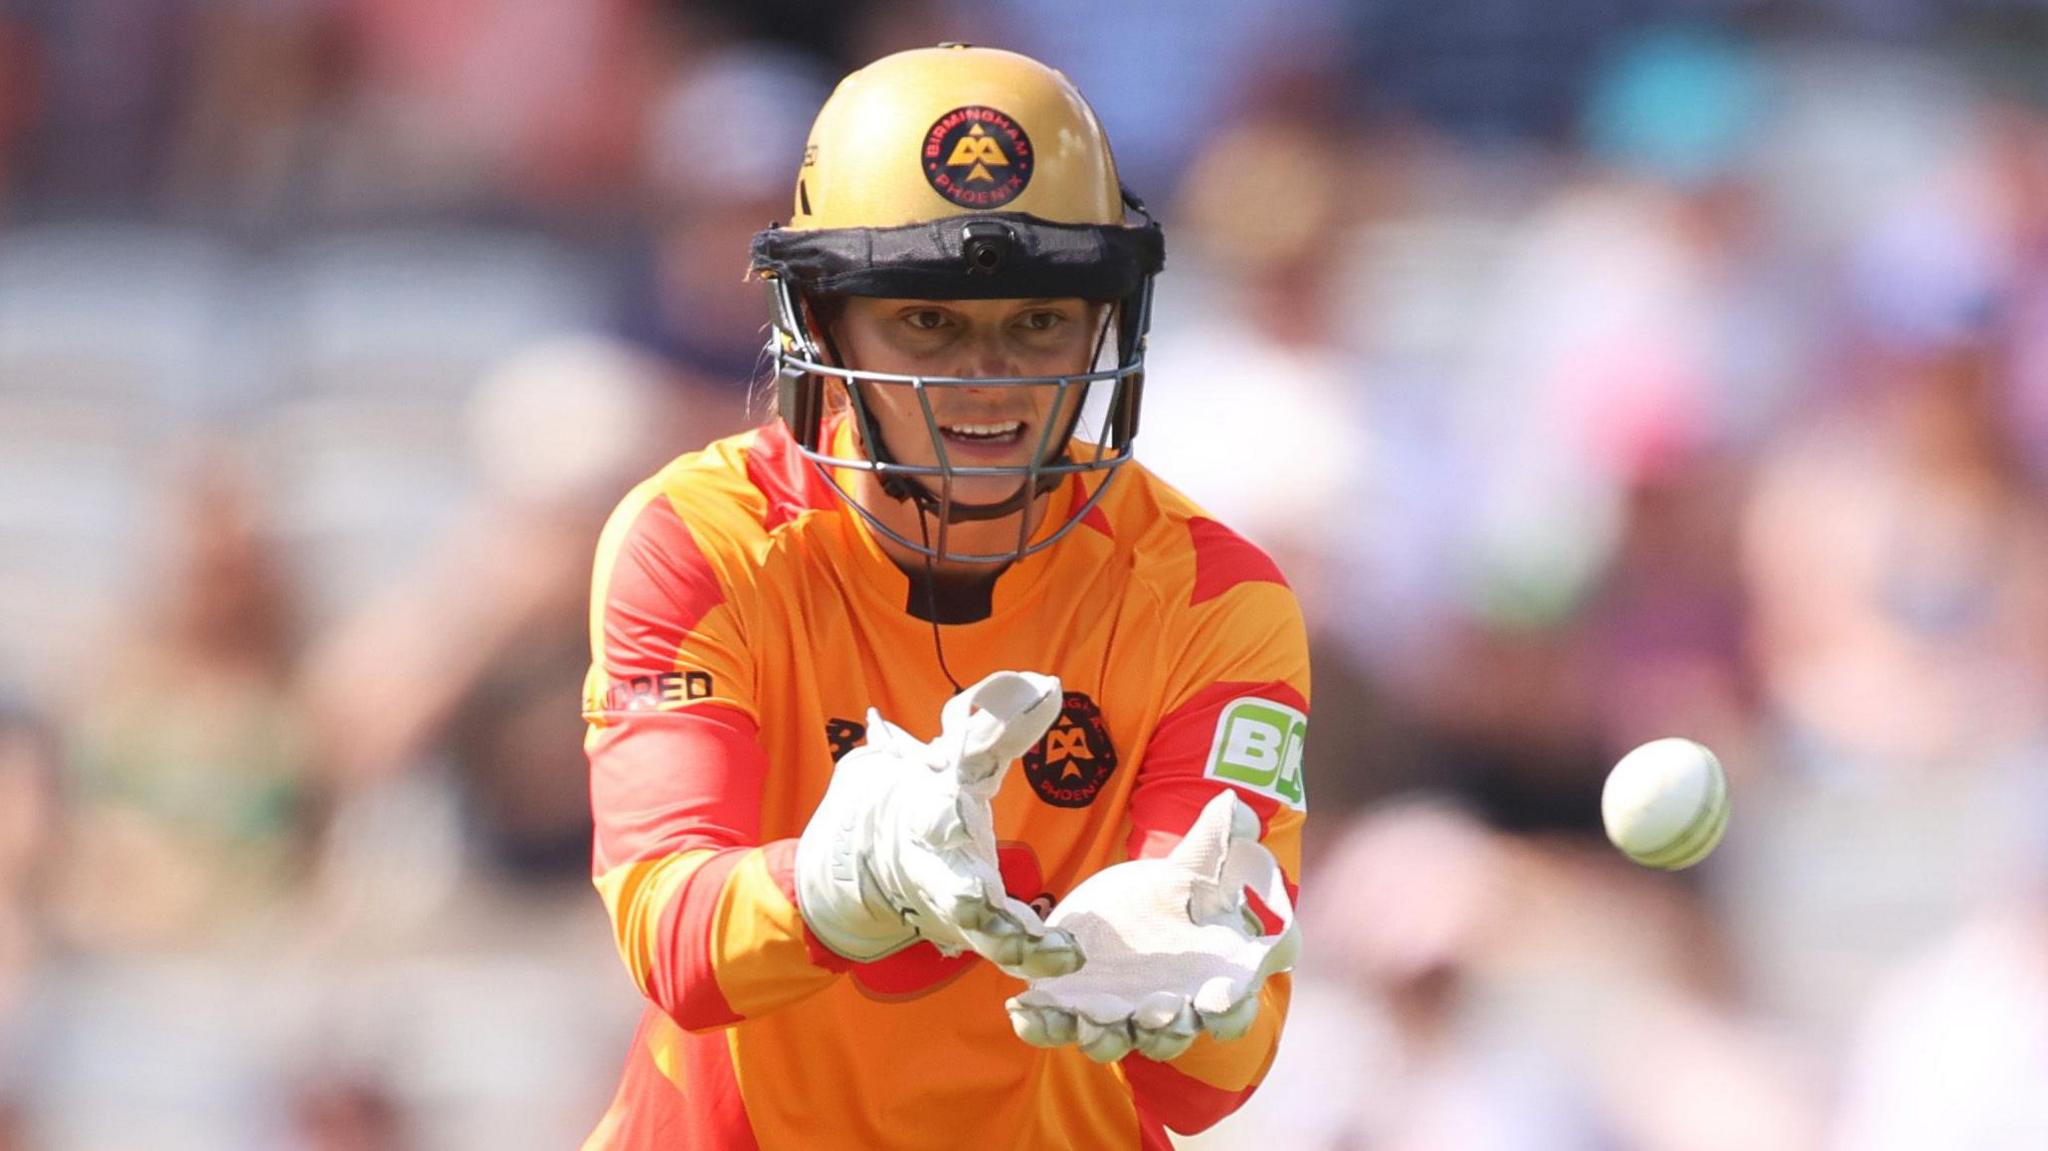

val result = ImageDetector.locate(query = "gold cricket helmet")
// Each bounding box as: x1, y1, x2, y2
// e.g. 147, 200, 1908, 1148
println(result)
791, 44, 1123, 229
749, 44, 1164, 564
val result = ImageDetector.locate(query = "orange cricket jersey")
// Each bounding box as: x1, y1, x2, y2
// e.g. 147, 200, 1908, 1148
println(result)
581, 421, 1309, 1150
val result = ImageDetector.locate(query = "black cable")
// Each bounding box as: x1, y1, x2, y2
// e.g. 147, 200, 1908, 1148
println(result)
916, 509, 967, 694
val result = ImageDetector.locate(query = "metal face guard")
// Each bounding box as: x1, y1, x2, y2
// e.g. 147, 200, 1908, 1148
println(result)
766, 278, 1151, 565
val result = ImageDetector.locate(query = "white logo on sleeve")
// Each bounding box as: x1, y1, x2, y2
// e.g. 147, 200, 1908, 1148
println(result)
1203, 697, 1307, 810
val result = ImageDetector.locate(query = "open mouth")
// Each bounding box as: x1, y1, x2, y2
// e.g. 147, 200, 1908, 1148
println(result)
940, 419, 1026, 448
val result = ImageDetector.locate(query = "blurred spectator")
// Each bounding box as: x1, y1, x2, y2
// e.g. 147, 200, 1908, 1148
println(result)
1746, 177, 2048, 770
53, 450, 312, 952
316, 0, 655, 215
1335, 24, 1786, 840
1578, 452, 1758, 766
1195, 800, 1819, 1151
1830, 724, 2048, 1150
5, 0, 192, 207
1724, 155, 2048, 1050
1977, 103, 2048, 483
978, 0, 1349, 193
668, 0, 968, 73
286, 1077, 409, 1151
0, 6, 36, 211
0, 1097, 22, 1151
1399, 624, 1608, 841
0, 700, 57, 1029
303, 335, 696, 891
1455, 24, 1783, 633
620, 44, 834, 394
1831, 903, 2048, 1151
163, 0, 343, 229
1583, 24, 1771, 192
1140, 96, 1378, 621
1344, 0, 1674, 147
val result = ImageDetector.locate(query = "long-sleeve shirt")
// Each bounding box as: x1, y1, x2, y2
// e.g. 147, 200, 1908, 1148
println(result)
581, 420, 1309, 1149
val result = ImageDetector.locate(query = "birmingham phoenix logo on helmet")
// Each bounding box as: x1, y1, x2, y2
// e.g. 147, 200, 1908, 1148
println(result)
747, 45, 1165, 565
924, 106, 1034, 208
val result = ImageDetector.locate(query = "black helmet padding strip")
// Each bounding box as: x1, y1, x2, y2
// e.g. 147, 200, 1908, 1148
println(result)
751, 213, 1163, 302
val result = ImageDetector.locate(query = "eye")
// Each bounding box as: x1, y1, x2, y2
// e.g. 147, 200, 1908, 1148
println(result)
903, 309, 950, 332
1019, 310, 1066, 332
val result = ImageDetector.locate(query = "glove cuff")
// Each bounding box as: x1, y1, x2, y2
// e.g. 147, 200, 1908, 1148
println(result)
794, 818, 917, 963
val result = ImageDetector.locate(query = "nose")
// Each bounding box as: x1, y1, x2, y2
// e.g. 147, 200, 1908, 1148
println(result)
957, 329, 1020, 381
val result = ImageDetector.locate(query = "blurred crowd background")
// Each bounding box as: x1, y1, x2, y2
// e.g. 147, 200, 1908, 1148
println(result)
4, 0, 2048, 1148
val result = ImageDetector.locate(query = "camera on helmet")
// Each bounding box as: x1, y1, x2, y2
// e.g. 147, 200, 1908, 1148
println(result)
961, 221, 1015, 275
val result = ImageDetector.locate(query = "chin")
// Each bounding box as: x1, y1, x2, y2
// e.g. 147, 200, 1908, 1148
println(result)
940, 476, 1036, 510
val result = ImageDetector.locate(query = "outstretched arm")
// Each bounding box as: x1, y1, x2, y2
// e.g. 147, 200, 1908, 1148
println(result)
586, 478, 1075, 1032
1021, 563, 1311, 1135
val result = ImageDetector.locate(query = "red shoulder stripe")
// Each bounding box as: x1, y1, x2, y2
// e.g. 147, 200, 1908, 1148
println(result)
603, 494, 724, 675
1187, 517, 1287, 606
743, 423, 839, 533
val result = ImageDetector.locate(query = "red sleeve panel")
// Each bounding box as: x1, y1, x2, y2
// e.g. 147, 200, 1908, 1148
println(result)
587, 477, 848, 1035
1117, 519, 1310, 1135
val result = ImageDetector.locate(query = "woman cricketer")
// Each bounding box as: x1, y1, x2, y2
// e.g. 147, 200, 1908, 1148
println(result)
582, 44, 1307, 1150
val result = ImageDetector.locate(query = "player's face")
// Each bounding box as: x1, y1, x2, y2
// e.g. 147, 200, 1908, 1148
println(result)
832, 297, 1105, 507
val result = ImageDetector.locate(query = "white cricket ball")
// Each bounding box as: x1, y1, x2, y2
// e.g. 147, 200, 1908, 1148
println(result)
1601, 737, 1729, 870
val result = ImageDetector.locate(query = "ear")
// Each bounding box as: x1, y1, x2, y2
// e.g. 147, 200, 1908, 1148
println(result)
822, 378, 851, 417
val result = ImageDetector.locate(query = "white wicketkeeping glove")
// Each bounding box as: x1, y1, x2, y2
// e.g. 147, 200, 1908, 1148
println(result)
795, 670, 1083, 979
1006, 790, 1300, 1063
